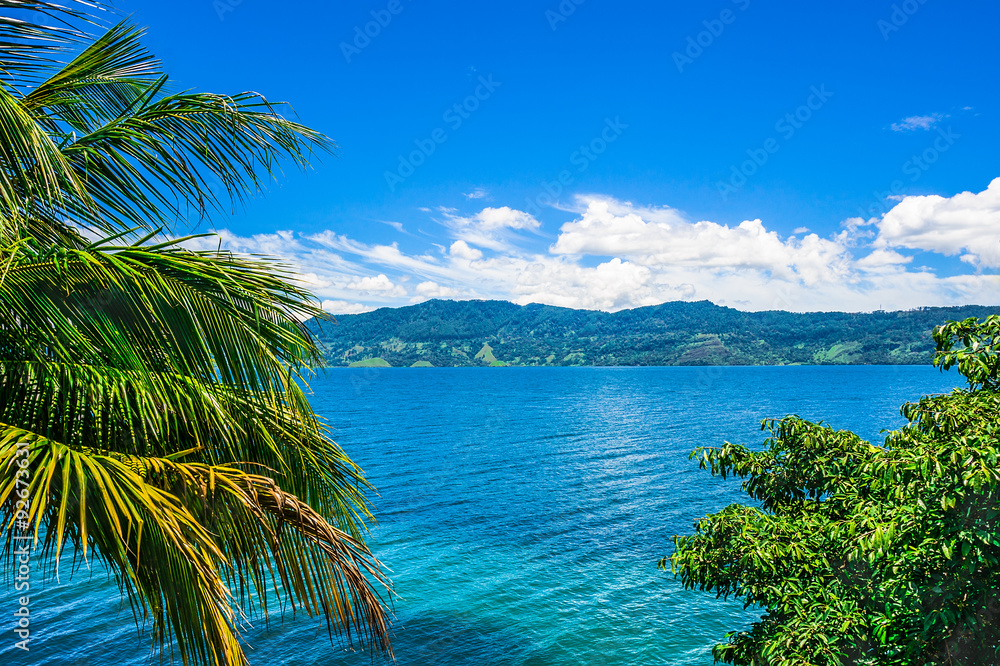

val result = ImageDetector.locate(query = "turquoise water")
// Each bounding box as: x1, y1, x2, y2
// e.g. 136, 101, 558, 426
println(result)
5, 366, 963, 665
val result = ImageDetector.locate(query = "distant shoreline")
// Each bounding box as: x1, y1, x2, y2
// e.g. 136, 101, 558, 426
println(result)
310, 299, 997, 369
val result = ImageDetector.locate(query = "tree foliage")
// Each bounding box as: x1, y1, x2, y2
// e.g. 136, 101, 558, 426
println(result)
0, 2, 390, 664
665, 316, 1000, 665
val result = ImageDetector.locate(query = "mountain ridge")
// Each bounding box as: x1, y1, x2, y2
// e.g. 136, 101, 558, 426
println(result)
306, 299, 999, 367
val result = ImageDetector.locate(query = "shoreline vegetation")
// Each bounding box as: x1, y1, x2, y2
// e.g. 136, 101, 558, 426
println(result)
667, 316, 1000, 664
312, 299, 998, 368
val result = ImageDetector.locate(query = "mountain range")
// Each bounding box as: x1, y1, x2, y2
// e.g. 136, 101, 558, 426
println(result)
306, 299, 998, 368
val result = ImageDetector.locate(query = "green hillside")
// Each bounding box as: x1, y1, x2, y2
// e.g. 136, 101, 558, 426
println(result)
308, 300, 998, 368
347, 357, 391, 368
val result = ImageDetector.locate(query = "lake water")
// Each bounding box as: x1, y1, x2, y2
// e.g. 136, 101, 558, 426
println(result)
6, 366, 964, 665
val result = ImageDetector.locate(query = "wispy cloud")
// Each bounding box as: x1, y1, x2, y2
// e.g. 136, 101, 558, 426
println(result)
891, 113, 946, 132
378, 220, 406, 233
463, 188, 490, 200
437, 206, 541, 252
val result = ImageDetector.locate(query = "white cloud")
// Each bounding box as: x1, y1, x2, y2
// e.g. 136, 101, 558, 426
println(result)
856, 249, 913, 273
463, 188, 489, 200
551, 196, 851, 284
473, 207, 540, 231
891, 113, 945, 132
793, 226, 811, 234
322, 300, 377, 315
506, 257, 660, 311
875, 178, 1000, 268
172, 190, 1000, 316
438, 206, 541, 251
449, 240, 483, 261
412, 281, 461, 301
346, 274, 408, 297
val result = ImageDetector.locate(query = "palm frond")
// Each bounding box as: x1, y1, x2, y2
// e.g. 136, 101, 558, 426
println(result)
22, 20, 160, 130
0, 83, 94, 240
0, 1, 99, 82
0, 431, 392, 664
59, 86, 334, 231
2, 7, 332, 239
0, 236, 373, 531
0, 357, 375, 537
0, 426, 247, 666
0, 237, 328, 385
0, 3, 390, 663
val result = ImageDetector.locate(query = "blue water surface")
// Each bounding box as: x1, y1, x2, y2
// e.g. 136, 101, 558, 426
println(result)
4, 366, 964, 665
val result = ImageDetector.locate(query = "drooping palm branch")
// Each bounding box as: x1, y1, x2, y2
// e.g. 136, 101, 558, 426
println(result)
1, 1, 330, 242
0, 2, 392, 664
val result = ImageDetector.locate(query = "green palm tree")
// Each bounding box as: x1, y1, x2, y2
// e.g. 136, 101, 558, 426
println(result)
0, 2, 392, 664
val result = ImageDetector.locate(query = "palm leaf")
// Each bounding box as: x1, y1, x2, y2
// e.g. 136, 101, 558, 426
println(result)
0, 3, 393, 664
0, 1, 98, 82
2, 8, 333, 240
0, 426, 247, 666
0, 430, 392, 664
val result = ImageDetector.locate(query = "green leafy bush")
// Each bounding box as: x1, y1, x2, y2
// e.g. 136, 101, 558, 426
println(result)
666, 316, 1000, 665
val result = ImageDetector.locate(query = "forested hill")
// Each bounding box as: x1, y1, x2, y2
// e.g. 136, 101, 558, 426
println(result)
306, 300, 998, 368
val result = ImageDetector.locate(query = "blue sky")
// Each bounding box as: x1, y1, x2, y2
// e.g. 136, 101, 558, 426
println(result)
127, 0, 999, 312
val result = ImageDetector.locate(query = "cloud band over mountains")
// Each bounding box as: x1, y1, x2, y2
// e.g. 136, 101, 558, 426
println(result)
183, 179, 1000, 314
